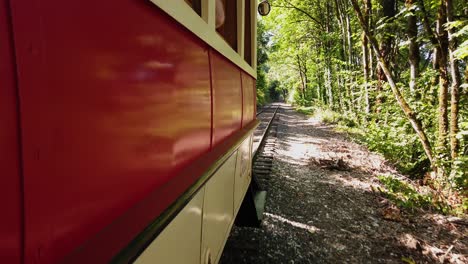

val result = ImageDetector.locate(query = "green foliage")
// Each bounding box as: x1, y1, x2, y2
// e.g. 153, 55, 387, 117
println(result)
256, 67, 269, 106
295, 106, 314, 115
450, 155, 468, 193
311, 107, 357, 128
256, 19, 271, 106
401, 256, 416, 264
378, 175, 436, 211
378, 175, 467, 215
357, 84, 436, 177
449, 118, 468, 193
319, 108, 342, 124
363, 120, 431, 177
448, 20, 468, 60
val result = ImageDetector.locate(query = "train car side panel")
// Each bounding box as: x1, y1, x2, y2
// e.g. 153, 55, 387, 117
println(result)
234, 135, 252, 212
0, 1, 22, 263
241, 71, 255, 126
134, 188, 205, 264
9, 1, 212, 263
201, 152, 237, 264
211, 51, 243, 146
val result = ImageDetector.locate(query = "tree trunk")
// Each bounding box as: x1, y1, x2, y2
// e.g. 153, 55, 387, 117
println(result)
344, 2, 357, 113
418, 0, 446, 97
436, 1, 450, 160
445, 0, 461, 160
362, 0, 372, 114
325, 1, 334, 108
337, 72, 345, 110
335, 0, 347, 64
335, 0, 353, 112
351, 0, 435, 167
315, 57, 323, 104
304, 59, 310, 100
362, 33, 371, 114
406, 0, 420, 93
375, 0, 396, 111
325, 64, 334, 108
345, 6, 353, 67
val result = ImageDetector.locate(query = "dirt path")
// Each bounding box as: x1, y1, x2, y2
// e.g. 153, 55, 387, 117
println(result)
220, 105, 467, 264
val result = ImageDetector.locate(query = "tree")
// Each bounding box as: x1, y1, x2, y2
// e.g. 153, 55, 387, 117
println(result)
406, 0, 420, 94
445, 0, 462, 160
350, 0, 435, 166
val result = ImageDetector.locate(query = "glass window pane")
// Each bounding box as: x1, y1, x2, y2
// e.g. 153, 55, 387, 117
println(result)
243, 0, 252, 65
184, 0, 201, 16
216, 0, 237, 50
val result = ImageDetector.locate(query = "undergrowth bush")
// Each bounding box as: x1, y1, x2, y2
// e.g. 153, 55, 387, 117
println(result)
377, 175, 434, 210
319, 108, 341, 123
256, 89, 267, 106
295, 106, 314, 115
378, 175, 467, 215
363, 119, 431, 177
312, 108, 357, 127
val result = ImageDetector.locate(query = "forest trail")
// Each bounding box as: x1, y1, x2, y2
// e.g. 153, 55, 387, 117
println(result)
221, 105, 467, 264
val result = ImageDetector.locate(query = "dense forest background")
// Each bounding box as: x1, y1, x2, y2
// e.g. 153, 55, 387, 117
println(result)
256, 0, 467, 214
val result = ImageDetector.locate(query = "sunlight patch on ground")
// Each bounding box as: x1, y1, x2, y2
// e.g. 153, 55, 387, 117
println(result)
275, 135, 325, 166
329, 173, 373, 192
398, 233, 420, 250
278, 173, 298, 182
265, 212, 320, 234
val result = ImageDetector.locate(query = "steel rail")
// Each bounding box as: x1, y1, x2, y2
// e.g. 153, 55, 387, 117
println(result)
256, 108, 265, 116
255, 105, 270, 116
253, 104, 280, 158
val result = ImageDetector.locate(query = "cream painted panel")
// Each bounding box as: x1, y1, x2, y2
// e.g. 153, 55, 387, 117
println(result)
250, 0, 257, 69
134, 188, 205, 264
234, 136, 252, 212
236, 0, 245, 57
201, 0, 215, 28
201, 152, 237, 264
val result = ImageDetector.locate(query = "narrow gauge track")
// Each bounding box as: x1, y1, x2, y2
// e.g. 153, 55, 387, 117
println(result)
251, 104, 280, 192
253, 104, 280, 157
255, 106, 266, 116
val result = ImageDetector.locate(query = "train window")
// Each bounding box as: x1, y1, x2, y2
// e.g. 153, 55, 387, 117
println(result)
184, 0, 202, 16
150, 0, 256, 77
216, 0, 237, 51
243, 0, 252, 65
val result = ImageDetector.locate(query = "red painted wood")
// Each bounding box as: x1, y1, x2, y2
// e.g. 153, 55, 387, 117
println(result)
0, 1, 22, 263
9, 1, 212, 263
241, 71, 255, 126
63, 121, 258, 264
211, 51, 243, 145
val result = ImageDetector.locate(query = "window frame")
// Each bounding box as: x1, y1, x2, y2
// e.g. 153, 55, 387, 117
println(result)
149, 0, 257, 78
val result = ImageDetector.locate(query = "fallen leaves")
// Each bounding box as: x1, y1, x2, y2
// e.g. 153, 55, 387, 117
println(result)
381, 204, 403, 222
309, 157, 351, 171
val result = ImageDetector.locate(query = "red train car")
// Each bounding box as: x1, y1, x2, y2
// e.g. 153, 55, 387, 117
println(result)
1, 0, 261, 263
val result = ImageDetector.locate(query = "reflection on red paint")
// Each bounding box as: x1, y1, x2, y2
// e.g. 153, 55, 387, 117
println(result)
242, 71, 255, 126
0, 2, 22, 263
10, 1, 212, 262
211, 51, 243, 145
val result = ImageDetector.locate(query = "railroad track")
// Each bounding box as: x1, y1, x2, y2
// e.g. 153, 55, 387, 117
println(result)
253, 104, 280, 157
255, 106, 266, 116
255, 104, 278, 118
251, 104, 280, 191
